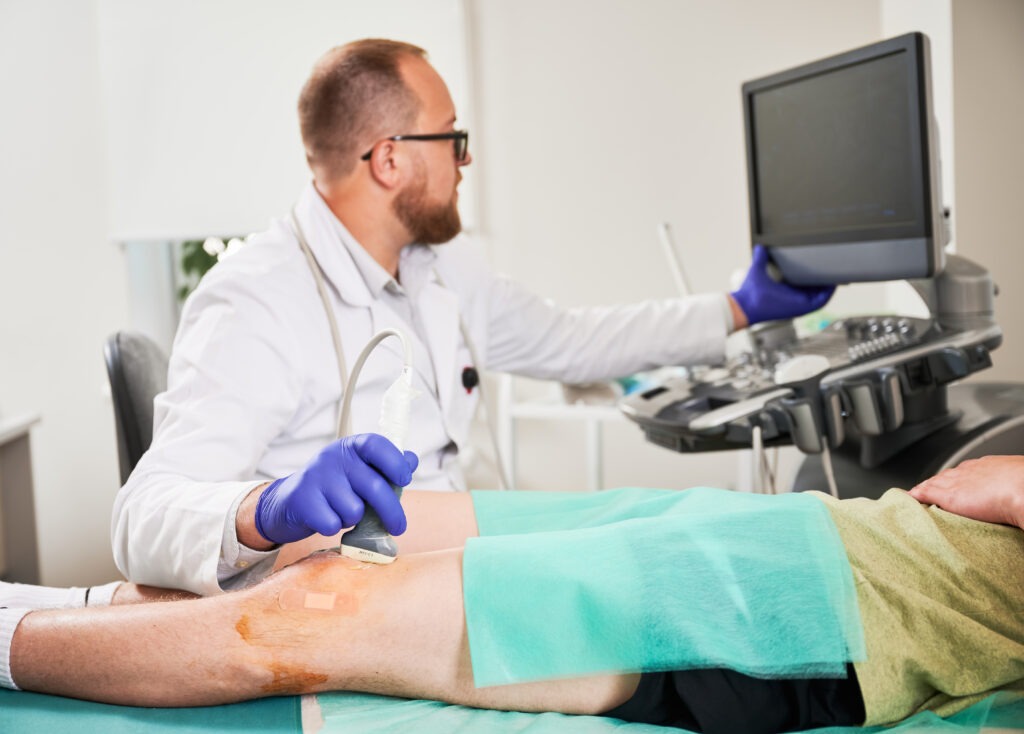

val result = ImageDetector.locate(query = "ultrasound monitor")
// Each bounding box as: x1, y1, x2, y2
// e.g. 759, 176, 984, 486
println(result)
742, 32, 945, 286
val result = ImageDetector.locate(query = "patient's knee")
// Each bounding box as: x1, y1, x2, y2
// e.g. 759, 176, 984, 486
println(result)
260, 549, 374, 615
231, 551, 375, 683
254, 546, 464, 629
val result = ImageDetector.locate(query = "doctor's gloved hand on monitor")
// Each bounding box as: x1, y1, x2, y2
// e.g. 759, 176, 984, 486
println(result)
729, 245, 835, 327
247, 434, 418, 547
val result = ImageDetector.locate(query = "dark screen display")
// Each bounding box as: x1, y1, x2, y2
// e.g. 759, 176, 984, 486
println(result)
752, 51, 916, 237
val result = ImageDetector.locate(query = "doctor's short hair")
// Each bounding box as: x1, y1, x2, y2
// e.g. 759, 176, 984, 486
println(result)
299, 39, 426, 180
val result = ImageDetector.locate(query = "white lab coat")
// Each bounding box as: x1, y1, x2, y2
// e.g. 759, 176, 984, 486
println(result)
112, 183, 733, 596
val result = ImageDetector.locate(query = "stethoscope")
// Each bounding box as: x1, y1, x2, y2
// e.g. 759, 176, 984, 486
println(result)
289, 207, 511, 489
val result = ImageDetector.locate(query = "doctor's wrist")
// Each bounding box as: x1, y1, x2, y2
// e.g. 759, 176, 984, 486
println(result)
236, 483, 277, 552
727, 294, 749, 331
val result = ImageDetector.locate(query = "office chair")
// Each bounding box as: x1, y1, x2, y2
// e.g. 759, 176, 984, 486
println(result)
104, 331, 169, 485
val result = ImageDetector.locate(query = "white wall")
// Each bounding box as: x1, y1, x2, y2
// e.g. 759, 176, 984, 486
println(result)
951, 0, 1024, 383
0, 1, 127, 585
96, 0, 472, 240
6, 0, 1016, 581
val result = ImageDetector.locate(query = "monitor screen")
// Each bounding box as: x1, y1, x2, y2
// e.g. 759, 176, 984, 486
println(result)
742, 33, 944, 285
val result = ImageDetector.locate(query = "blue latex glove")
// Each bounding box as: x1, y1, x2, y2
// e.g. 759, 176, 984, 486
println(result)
254, 434, 419, 544
730, 245, 835, 326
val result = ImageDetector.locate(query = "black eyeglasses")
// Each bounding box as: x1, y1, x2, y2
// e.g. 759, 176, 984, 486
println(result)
360, 130, 469, 162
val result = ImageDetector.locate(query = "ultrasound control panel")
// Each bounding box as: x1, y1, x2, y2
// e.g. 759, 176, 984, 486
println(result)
621, 315, 1002, 457
735, 315, 935, 386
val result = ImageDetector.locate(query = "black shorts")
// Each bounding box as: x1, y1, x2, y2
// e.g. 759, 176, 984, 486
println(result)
603, 664, 865, 734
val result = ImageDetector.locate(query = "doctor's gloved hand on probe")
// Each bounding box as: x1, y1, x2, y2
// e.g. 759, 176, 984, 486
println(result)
729, 245, 835, 327
252, 434, 419, 545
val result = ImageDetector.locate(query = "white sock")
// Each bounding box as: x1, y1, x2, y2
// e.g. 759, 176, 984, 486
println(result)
0, 581, 86, 609
85, 581, 122, 607
0, 580, 123, 692
0, 607, 31, 690
0, 580, 123, 610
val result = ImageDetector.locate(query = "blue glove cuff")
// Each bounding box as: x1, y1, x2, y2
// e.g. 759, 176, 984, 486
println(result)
730, 288, 756, 326
253, 478, 286, 544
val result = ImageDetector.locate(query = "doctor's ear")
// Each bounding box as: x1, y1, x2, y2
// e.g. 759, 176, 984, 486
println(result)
364, 141, 403, 190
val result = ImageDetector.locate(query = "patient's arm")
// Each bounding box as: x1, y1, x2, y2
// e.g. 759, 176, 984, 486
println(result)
10, 548, 638, 713
910, 454, 1024, 530
275, 489, 480, 569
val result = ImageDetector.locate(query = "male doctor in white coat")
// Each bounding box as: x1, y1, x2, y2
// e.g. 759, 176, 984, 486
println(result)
112, 39, 833, 596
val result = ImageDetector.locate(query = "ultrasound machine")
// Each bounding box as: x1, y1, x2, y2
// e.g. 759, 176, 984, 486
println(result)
622, 32, 1024, 499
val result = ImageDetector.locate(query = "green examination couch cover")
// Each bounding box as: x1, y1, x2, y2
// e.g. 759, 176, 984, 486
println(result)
1, 689, 1020, 732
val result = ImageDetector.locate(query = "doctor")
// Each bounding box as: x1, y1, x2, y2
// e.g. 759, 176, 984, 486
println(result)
112, 39, 832, 596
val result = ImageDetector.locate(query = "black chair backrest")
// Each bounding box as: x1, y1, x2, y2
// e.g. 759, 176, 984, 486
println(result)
104, 331, 169, 485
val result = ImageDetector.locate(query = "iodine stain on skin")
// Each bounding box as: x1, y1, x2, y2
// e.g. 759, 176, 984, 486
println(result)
261, 662, 329, 695
235, 614, 253, 643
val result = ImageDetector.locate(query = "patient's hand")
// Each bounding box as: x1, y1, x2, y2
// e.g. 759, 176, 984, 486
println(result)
910, 455, 1024, 530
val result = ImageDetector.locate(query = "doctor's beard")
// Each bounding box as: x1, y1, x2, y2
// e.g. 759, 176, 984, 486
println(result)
392, 169, 462, 245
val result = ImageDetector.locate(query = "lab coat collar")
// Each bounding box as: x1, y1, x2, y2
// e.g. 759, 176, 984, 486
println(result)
397, 243, 439, 300
340, 228, 394, 299
293, 182, 440, 306
291, 182, 375, 308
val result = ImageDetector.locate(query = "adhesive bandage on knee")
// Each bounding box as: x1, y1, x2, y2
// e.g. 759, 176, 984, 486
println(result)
278, 588, 358, 615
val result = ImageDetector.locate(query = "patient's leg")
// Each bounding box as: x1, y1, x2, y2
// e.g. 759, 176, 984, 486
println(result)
10, 548, 639, 714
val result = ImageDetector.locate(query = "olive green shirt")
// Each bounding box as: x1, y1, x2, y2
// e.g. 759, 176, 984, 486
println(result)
814, 489, 1024, 725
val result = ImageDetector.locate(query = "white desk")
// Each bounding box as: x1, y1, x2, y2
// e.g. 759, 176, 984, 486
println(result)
0, 414, 41, 582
